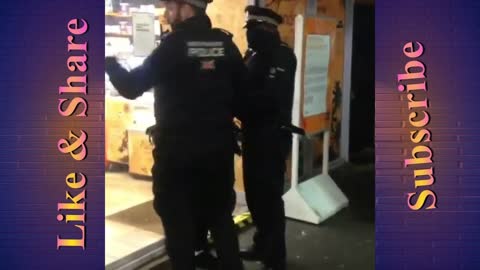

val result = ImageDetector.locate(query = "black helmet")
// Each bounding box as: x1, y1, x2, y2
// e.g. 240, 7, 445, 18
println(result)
160, 0, 213, 9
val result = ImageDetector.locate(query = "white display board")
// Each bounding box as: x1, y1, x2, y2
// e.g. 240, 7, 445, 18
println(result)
283, 15, 348, 225
303, 34, 330, 117
132, 12, 156, 57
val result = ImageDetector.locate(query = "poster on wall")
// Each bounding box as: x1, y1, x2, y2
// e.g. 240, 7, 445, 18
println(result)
132, 12, 156, 57
303, 34, 330, 117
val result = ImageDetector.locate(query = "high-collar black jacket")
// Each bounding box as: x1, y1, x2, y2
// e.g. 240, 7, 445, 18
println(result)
106, 15, 247, 153
242, 42, 297, 130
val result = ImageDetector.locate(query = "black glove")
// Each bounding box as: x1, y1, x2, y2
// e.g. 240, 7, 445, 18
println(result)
146, 125, 157, 145
233, 141, 242, 156
105, 56, 120, 74
232, 122, 242, 156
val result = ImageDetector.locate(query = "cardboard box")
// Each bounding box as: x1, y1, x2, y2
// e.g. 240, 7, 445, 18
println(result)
126, 103, 156, 177
127, 128, 155, 177
105, 97, 134, 164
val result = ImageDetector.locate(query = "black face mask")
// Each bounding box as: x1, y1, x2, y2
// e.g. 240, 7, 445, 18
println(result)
246, 27, 280, 52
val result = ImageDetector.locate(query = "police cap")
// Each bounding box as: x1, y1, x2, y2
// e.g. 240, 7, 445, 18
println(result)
160, 0, 213, 9
244, 6, 283, 28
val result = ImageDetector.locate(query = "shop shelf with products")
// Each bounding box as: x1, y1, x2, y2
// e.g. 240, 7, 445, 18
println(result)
105, 4, 166, 38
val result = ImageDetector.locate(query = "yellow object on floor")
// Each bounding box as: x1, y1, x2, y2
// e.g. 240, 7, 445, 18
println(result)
234, 212, 253, 230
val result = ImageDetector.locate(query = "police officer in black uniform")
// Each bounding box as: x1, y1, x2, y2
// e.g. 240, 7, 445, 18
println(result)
239, 6, 297, 270
105, 1, 246, 269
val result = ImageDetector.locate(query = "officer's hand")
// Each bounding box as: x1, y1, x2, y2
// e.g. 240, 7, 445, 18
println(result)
146, 125, 156, 145
105, 56, 119, 74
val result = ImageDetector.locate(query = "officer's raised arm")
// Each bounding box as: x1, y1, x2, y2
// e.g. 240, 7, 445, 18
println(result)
105, 34, 181, 100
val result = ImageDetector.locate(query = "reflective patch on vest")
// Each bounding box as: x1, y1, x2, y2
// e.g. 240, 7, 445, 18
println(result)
188, 47, 225, 58
187, 41, 224, 47
187, 41, 225, 58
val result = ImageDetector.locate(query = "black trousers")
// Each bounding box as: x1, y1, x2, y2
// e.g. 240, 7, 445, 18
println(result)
242, 128, 290, 267
152, 145, 243, 270
195, 188, 237, 252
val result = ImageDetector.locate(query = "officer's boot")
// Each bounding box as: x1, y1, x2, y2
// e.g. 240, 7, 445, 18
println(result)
239, 245, 264, 261
194, 249, 219, 270
263, 265, 286, 270
262, 259, 287, 270
239, 232, 265, 262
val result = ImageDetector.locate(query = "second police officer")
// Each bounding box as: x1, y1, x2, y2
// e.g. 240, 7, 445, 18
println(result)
240, 6, 298, 270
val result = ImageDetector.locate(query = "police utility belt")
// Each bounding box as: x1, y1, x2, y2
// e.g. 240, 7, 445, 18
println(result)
145, 123, 304, 151
279, 124, 305, 136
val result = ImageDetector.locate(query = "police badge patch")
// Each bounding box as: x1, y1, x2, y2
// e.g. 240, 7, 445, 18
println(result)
201, 60, 216, 70
187, 41, 225, 58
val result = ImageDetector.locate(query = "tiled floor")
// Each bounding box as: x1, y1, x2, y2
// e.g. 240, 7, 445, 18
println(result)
106, 172, 154, 216
105, 171, 249, 267
105, 172, 165, 266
